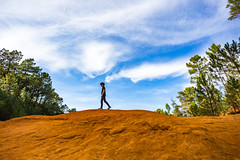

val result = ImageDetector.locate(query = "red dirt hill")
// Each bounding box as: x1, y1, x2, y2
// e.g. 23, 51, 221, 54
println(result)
0, 109, 240, 160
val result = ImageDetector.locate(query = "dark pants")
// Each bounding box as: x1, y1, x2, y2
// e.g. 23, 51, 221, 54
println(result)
100, 95, 111, 109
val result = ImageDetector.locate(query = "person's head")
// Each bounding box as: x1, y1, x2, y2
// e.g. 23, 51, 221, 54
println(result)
100, 82, 105, 87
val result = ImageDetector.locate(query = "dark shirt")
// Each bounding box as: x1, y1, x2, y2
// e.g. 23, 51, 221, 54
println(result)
101, 87, 106, 96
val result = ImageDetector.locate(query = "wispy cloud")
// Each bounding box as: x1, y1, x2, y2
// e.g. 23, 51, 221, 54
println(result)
106, 58, 188, 83
72, 41, 130, 78
0, 25, 68, 71
0, 0, 238, 78
0, 25, 129, 75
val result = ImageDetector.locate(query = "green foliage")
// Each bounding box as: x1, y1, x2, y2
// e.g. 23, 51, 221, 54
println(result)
225, 76, 240, 113
226, 0, 240, 20
159, 2, 239, 117
171, 99, 184, 117
155, 108, 166, 115
68, 108, 77, 113
177, 86, 201, 116
165, 103, 171, 115
155, 103, 172, 115
175, 39, 240, 117
0, 48, 68, 120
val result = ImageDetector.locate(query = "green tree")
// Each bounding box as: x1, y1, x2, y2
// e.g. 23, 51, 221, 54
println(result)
171, 99, 184, 117
206, 41, 240, 112
176, 39, 239, 116
68, 108, 77, 113
226, 0, 240, 20
225, 76, 240, 113
165, 103, 171, 115
223, 41, 240, 75
155, 103, 171, 115
176, 86, 214, 117
155, 108, 166, 115
206, 42, 240, 114
186, 55, 222, 116
0, 48, 68, 120
0, 48, 22, 78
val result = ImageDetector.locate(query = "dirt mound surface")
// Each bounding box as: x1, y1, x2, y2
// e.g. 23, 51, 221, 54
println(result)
0, 109, 240, 160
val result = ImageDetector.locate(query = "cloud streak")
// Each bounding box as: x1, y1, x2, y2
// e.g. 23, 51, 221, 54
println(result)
106, 58, 188, 83
0, 0, 238, 78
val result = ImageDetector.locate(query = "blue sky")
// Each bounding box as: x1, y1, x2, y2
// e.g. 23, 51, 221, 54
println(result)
0, 0, 239, 111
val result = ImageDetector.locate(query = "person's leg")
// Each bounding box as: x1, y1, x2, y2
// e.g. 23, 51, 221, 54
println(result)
99, 97, 103, 109
103, 96, 111, 109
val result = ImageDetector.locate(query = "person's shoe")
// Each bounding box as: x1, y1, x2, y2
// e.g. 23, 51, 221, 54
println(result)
107, 106, 111, 109
98, 107, 103, 109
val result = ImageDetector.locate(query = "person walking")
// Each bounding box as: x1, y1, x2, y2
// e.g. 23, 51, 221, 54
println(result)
99, 82, 111, 109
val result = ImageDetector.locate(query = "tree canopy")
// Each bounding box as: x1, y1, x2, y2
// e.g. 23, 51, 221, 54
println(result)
156, 39, 240, 117
226, 0, 240, 20
175, 40, 240, 117
0, 48, 69, 120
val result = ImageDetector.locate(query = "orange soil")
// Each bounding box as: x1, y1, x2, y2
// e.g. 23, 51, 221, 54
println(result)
0, 109, 240, 160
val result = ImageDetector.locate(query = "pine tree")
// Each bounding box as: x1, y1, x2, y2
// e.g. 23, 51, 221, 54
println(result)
226, 0, 240, 20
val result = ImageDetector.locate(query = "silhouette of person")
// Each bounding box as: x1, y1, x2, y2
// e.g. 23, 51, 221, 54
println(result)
99, 82, 111, 109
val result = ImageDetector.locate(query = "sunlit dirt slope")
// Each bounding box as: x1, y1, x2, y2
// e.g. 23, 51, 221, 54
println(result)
0, 109, 240, 160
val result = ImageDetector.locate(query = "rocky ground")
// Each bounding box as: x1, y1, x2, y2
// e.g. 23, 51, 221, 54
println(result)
0, 109, 240, 160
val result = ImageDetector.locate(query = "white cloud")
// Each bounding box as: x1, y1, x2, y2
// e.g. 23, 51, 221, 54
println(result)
124, 0, 232, 45
0, 0, 238, 77
72, 41, 129, 77
0, 25, 69, 71
106, 58, 188, 83
1, 0, 233, 46
0, 25, 129, 75
61, 0, 177, 31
